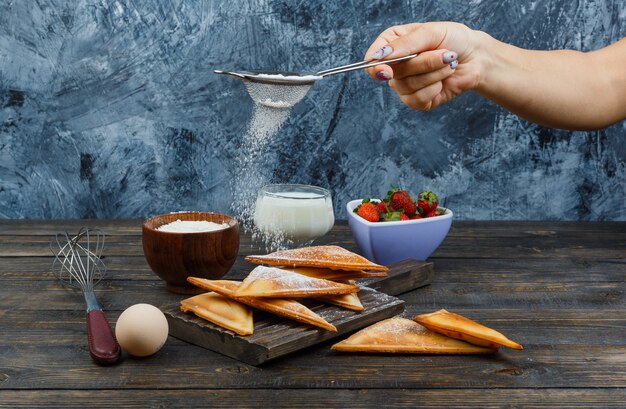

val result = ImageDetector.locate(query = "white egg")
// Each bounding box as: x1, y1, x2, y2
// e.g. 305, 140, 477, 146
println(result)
115, 303, 168, 357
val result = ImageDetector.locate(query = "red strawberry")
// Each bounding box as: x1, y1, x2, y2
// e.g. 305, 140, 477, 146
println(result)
376, 201, 388, 214
410, 213, 423, 220
399, 213, 409, 221
425, 209, 438, 218
417, 191, 438, 214
387, 186, 417, 216
356, 202, 380, 222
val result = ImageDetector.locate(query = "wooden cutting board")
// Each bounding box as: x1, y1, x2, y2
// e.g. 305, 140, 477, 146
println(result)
164, 259, 433, 365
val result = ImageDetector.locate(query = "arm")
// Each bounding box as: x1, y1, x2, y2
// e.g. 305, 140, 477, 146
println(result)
475, 33, 626, 130
365, 23, 626, 130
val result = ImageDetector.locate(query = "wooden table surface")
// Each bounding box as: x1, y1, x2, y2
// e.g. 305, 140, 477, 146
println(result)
1, 220, 624, 408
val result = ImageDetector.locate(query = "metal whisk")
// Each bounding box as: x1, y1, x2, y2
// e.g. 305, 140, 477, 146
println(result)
52, 228, 121, 365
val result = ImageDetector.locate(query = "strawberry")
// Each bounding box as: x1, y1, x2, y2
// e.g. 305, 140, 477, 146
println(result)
356, 201, 380, 222
376, 200, 388, 214
425, 209, 438, 218
399, 213, 409, 221
387, 185, 417, 216
410, 213, 423, 220
417, 191, 438, 214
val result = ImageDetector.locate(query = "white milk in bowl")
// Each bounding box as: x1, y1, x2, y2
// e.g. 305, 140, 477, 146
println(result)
254, 184, 334, 247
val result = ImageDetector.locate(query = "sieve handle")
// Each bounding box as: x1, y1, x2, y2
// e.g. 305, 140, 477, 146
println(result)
86, 310, 121, 365
317, 53, 419, 77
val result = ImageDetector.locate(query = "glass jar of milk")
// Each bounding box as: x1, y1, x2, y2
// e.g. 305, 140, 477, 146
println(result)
254, 184, 334, 248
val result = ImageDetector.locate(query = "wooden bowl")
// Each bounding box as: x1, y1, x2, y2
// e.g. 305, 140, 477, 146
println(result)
142, 212, 240, 294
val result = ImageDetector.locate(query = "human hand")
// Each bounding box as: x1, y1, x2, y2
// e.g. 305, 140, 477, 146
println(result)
365, 22, 484, 110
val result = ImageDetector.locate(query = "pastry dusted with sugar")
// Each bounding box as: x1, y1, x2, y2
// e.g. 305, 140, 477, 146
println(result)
187, 277, 337, 332
245, 245, 388, 272
283, 266, 386, 280
316, 292, 363, 312
331, 317, 497, 354
234, 266, 359, 298
315, 279, 363, 311
413, 309, 523, 350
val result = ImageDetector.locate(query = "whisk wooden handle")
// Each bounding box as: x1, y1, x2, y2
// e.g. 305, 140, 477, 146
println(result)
86, 310, 121, 365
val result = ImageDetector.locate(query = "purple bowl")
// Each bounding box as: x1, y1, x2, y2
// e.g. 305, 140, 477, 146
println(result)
346, 199, 453, 265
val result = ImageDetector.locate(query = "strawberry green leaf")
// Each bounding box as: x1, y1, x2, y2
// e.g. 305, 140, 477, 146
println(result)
382, 211, 403, 222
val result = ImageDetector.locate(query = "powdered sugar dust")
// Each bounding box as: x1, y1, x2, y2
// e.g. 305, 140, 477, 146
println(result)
231, 78, 314, 250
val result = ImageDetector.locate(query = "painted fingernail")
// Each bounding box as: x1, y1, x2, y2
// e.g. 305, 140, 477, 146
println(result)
376, 71, 392, 80
449, 60, 459, 69
442, 51, 457, 64
371, 45, 393, 59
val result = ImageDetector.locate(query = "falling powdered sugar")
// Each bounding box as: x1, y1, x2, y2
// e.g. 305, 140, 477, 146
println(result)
231, 79, 315, 249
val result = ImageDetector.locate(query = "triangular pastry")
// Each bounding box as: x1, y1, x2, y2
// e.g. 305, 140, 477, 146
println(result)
315, 279, 363, 311
180, 292, 253, 336
331, 317, 496, 354
413, 309, 523, 350
187, 277, 337, 332
284, 266, 387, 280
245, 245, 388, 272
234, 265, 359, 298
317, 292, 364, 311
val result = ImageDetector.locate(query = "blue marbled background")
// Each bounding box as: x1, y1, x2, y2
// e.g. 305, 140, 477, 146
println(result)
0, 0, 624, 220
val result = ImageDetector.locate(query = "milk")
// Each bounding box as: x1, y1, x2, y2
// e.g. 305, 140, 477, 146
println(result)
254, 191, 334, 243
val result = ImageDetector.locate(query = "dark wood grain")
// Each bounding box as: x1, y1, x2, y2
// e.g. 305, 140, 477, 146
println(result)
1, 220, 624, 408
3, 233, 625, 258
0, 389, 624, 409
359, 259, 434, 295
2, 255, 624, 284
0, 343, 624, 389
4, 279, 621, 312
3, 309, 624, 348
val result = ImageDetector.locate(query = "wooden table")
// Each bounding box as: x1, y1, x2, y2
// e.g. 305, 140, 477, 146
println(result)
1, 220, 624, 408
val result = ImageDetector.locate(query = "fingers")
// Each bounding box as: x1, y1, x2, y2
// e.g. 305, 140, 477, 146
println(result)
364, 24, 421, 60
369, 30, 458, 80
371, 64, 393, 81
364, 34, 394, 62
384, 23, 447, 59
391, 50, 457, 79
363, 22, 471, 110
364, 24, 421, 79
389, 65, 456, 95
371, 49, 457, 82
366, 23, 447, 74
398, 81, 444, 111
